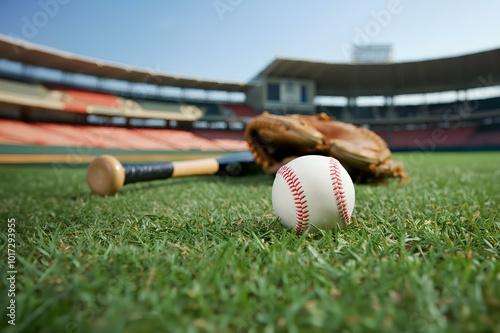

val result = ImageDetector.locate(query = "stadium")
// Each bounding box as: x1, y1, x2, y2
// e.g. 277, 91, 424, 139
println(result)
1, 36, 499, 160
1, 2, 499, 332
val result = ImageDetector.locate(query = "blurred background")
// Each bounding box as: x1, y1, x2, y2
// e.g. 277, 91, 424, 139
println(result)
0, 0, 499, 164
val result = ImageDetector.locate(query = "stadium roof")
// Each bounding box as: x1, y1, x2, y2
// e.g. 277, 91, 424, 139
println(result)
255, 48, 500, 97
1, 34, 499, 97
0, 35, 255, 93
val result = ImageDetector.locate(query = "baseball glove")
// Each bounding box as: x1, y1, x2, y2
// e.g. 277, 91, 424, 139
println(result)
245, 112, 409, 184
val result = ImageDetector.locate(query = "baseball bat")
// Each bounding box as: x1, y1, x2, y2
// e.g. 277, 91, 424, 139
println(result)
87, 151, 257, 196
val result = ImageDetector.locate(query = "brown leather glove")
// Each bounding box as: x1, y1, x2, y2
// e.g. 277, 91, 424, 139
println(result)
245, 112, 409, 184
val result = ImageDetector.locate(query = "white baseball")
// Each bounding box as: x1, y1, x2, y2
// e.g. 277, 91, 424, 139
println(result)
272, 155, 355, 233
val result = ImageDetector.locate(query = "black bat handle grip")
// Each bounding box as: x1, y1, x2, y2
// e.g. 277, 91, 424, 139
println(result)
123, 162, 174, 184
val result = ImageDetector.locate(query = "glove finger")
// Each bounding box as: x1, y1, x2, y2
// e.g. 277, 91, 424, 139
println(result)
329, 139, 388, 170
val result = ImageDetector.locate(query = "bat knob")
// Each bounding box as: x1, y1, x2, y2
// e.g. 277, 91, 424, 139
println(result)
87, 155, 125, 196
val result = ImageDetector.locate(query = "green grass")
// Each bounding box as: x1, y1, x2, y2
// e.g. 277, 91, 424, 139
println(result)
1, 152, 499, 333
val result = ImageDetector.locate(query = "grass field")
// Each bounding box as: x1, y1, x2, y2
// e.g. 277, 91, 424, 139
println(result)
1, 152, 499, 333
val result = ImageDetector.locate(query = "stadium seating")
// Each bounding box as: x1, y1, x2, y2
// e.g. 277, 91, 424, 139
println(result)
377, 126, 477, 150
45, 84, 125, 114
44, 85, 204, 120
133, 99, 203, 118
466, 123, 500, 146
316, 96, 500, 122
475, 96, 500, 112
131, 128, 225, 150
0, 78, 65, 113
192, 130, 248, 150
48, 85, 122, 107
1, 74, 499, 152
0, 79, 202, 121
223, 104, 258, 118
0, 119, 247, 151
0, 119, 84, 146
195, 102, 236, 121
0, 78, 47, 98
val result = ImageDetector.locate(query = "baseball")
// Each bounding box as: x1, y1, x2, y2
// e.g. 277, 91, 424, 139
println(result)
272, 155, 355, 233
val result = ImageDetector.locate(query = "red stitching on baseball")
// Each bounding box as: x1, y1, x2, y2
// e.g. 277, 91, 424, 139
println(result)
329, 158, 351, 225
277, 165, 309, 234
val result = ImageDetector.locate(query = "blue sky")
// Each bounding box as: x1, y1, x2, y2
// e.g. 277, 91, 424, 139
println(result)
0, 0, 499, 83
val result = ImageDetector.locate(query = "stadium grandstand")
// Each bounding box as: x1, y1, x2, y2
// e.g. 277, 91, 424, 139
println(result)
0, 34, 499, 163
